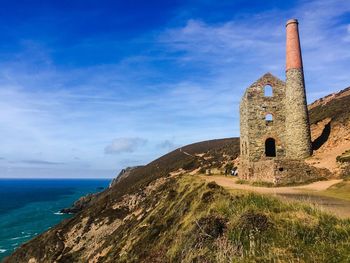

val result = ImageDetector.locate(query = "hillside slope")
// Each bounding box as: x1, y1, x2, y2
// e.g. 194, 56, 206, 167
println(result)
5, 175, 350, 262
5, 87, 350, 262
4, 138, 240, 262
308, 87, 350, 174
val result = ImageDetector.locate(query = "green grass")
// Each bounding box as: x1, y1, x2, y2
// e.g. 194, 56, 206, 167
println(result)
251, 181, 275, 187
8, 173, 350, 263
337, 150, 350, 163
235, 179, 275, 187
318, 181, 350, 202
123, 175, 350, 262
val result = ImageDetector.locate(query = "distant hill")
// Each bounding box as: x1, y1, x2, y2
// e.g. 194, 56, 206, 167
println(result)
5, 87, 350, 263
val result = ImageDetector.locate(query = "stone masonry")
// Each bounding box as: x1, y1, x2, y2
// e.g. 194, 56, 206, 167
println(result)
285, 68, 312, 158
238, 19, 326, 185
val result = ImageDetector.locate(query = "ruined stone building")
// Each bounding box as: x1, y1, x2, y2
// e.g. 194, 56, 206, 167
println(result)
239, 19, 319, 185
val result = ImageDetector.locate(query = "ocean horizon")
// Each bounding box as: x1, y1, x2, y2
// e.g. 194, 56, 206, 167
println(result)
0, 178, 111, 261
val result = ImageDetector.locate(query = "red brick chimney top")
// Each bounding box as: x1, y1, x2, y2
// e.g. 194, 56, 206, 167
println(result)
286, 18, 303, 71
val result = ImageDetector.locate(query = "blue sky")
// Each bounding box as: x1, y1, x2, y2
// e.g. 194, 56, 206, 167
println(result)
0, 0, 349, 178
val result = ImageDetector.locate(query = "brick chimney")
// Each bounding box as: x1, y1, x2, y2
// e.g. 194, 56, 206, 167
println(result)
286, 19, 303, 70
284, 19, 313, 159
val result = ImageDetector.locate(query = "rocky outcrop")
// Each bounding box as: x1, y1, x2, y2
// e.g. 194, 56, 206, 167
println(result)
59, 166, 143, 214
60, 193, 100, 214
109, 166, 143, 188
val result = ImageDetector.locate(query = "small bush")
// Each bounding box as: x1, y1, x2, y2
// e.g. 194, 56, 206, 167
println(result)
207, 181, 220, 189
182, 159, 197, 170
336, 150, 350, 163
201, 191, 215, 203
196, 215, 227, 240
251, 181, 275, 187
236, 179, 248, 185
167, 189, 177, 200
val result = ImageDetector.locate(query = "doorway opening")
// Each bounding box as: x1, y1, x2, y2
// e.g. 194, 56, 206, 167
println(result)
265, 138, 276, 157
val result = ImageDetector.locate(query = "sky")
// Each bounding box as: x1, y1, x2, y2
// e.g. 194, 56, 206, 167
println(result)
0, 0, 349, 178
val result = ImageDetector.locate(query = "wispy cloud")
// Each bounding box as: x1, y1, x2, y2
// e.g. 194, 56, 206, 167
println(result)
159, 0, 350, 100
104, 138, 148, 155
157, 139, 178, 151
18, 160, 65, 165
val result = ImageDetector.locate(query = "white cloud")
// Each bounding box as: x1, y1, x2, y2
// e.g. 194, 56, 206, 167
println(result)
104, 138, 147, 155
157, 139, 178, 151
158, 0, 350, 102
18, 160, 65, 165
344, 24, 350, 42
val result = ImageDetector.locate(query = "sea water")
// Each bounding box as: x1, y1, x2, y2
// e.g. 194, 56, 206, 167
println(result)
0, 178, 111, 261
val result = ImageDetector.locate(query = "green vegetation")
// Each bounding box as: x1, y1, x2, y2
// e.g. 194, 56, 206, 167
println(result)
115, 175, 350, 262
337, 150, 350, 163
251, 181, 275, 187
236, 179, 248, 185
235, 179, 275, 187
235, 179, 323, 188
318, 181, 350, 202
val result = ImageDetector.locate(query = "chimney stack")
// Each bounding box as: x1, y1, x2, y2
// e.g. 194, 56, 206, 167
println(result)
286, 19, 303, 70
284, 19, 312, 159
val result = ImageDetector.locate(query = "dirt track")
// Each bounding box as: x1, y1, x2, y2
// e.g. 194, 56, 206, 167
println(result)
199, 175, 350, 218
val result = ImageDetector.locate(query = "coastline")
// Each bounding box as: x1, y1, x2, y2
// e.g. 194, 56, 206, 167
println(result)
0, 178, 111, 261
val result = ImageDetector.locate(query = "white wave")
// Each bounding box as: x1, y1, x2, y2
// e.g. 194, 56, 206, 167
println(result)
54, 211, 64, 215
0, 249, 7, 253
9, 236, 22, 240
10, 234, 31, 240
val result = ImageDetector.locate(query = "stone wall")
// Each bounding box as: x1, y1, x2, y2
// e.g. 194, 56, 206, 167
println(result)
240, 158, 331, 186
285, 68, 312, 159
239, 72, 317, 184
240, 73, 286, 166
238, 19, 315, 185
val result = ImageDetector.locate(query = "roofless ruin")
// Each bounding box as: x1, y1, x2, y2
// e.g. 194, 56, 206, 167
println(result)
239, 19, 328, 185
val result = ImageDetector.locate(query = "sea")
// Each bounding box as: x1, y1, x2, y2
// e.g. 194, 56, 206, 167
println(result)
0, 178, 111, 261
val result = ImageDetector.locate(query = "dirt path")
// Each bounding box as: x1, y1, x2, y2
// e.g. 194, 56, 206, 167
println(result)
199, 175, 350, 218
200, 176, 341, 194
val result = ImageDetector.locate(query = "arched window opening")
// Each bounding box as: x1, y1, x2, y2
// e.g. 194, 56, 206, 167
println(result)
266, 113, 273, 122
264, 85, 273, 97
265, 138, 276, 157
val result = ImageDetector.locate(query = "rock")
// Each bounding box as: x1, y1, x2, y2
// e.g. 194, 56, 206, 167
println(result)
109, 166, 142, 188
60, 193, 99, 214
60, 166, 142, 214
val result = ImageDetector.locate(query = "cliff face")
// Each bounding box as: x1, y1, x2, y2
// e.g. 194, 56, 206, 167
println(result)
307, 87, 350, 174
5, 88, 350, 262
109, 166, 143, 188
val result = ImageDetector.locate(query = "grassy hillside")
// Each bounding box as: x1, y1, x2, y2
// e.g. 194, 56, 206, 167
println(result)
6, 175, 350, 262
103, 137, 240, 202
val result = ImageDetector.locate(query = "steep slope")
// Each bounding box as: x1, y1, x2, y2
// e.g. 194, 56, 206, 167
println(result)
4, 138, 240, 262
308, 87, 350, 174
5, 175, 350, 262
